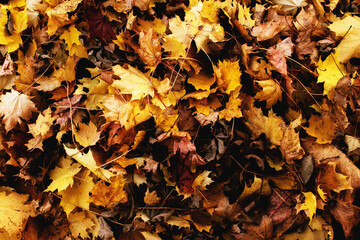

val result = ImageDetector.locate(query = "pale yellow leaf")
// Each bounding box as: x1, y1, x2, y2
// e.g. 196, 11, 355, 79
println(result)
68, 211, 96, 239
0, 90, 37, 132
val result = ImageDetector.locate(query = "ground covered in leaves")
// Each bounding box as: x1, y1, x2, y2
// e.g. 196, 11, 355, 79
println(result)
1, 0, 360, 239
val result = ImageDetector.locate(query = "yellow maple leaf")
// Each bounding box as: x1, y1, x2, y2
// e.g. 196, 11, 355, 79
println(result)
46, 0, 82, 35
304, 113, 336, 144
213, 59, 242, 94
28, 107, 55, 137
0, 187, 37, 238
0, 90, 37, 132
162, 36, 187, 60
138, 29, 162, 67
68, 211, 99, 239
89, 175, 128, 208
112, 64, 154, 100
168, 2, 224, 53
296, 192, 316, 223
329, 16, 360, 63
254, 79, 282, 108
317, 52, 347, 100
188, 73, 216, 91
45, 156, 82, 192
144, 188, 161, 206
240, 176, 271, 200
219, 88, 243, 121
167, 216, 191, 228
155, 114, 179, 132
74, 121, 101, 147
64, 146, 114, 180
60, 24, 87, 58
192, 171, 213, 191
59, 170, 94, 216
243, 100, 286, 146
237, 4, 255, 29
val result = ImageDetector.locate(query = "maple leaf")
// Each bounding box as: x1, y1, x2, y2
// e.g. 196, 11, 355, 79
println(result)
64, 146, 114, 180
243, 100, 286, 146
192, 171, 213, 191
59, 170, 94, 216
138, 29, 162, 67
219, 89, 243, 121
85, 9, 116, 42
162, 36, 187, 60
167, 216, 191, 229
187, 73, 216, 91
213, 59, 242, 94
0, 90, 37, 132
296, 192, 316, 223
317, 52, 347, 100
112, 64, 154, 100
0, 187, 37, 238
89, 175, 128, 208
304, 113, 336, 144
74, 121, 101, 147
60, 24, 87, 58
46, 0, 82, 35
68, 211, 99, 239
144, 188, 161, 206
45, 156, 82, 192
329, 16, 360, 63
254, 79, 282, 108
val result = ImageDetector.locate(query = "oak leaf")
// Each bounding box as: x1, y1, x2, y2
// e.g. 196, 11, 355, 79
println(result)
0, 187, 37, 238
0, 90, 37, 132
89, 175, 128, 208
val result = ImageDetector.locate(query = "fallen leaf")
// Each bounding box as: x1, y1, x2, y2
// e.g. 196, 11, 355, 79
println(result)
89, 175, 128, 208
59, 170, 94, 216
45, 156, 82, 192
144, 188, 161, 206
0, 90, 37, 132
304, 113, 336, 144
74, 121, 101, 147
0, 187, 37, 238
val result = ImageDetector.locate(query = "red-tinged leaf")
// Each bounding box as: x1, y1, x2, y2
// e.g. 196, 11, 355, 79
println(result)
85, 10, 116, 42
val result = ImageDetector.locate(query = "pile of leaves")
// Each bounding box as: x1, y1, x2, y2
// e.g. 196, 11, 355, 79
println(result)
2, 0, 360, 239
